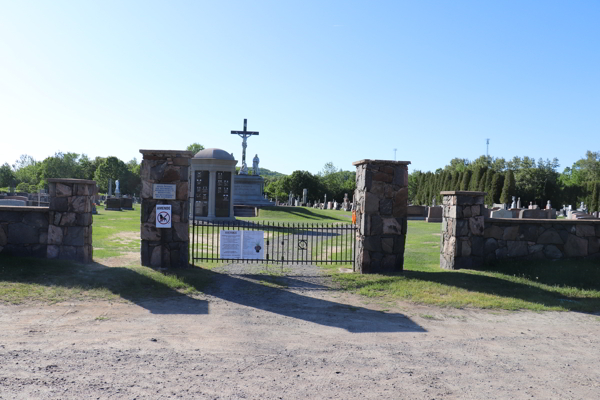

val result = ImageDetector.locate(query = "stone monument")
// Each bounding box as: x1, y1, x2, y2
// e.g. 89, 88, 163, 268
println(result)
115, 180, 121, 198
230, 120, 274, 208
253, 154, 260, 176
189, 148, 237, 221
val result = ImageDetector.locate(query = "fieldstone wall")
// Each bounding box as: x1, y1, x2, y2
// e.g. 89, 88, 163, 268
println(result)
0, 207, 48, 257
440, 191, 486, 270
0, 178, 96, 263
353, 159, 410, 273
47, 179, 96, 263
484, 219, 600, 262
140, 150, 193, 268
441, 191, 600, 269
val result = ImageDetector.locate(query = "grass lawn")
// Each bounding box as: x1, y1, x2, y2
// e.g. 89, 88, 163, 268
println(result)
0, 205, 211, 304
324, 221, 600, 312
1, 206, 599, 312
240, 206, 353, 223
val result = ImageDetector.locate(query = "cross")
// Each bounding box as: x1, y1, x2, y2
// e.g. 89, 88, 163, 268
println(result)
231, 119, 259, 171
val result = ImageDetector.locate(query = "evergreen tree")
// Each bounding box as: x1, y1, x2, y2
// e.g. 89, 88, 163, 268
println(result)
455, 172, 463, 191
478, 170, 488, 192
469, 167, 482, 191
485, 170, 495, 205
460, 170, 472, 191
591, 182, 599, 212
500, 170, 515, 205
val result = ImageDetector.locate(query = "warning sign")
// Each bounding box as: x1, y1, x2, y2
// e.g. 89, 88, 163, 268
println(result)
156, 204, 172, 228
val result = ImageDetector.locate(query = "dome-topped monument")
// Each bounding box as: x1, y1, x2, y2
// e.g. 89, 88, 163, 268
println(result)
193, 148, 235, 160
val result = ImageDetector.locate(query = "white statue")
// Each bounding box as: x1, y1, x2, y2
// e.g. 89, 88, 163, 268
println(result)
239, 161, 248, 175
252, 154, 260, 176
510, 196, 516, 209
115, 180, 120, 192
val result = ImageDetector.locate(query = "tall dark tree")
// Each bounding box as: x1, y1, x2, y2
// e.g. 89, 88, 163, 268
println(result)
460, 170, 472, 191
500, 170, 515, 205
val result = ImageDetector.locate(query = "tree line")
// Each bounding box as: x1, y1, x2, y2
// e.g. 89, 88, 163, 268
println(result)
0, 153, 142, 195
410, 152, 600, 213
264, 162, 356, 203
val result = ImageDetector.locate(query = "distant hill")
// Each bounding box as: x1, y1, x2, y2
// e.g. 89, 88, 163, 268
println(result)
260, 168, 286, 179
234, 167, 287, 179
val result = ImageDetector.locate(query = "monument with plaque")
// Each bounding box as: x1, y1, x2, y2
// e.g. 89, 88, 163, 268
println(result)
189, 148, 237, 221
230, 119, 275, 208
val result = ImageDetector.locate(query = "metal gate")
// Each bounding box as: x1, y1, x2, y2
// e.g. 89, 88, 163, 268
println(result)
190, 220, 356, 267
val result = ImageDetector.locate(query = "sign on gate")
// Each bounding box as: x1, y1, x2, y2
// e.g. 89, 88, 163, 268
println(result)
219, 230, 264, 259
156, 204, 172, 228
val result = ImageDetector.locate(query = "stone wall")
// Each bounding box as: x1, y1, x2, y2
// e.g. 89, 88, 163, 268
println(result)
483, 219, 600, 262
353, 159, 410, 273
140, 150, 193, 268
0, 178, 96, 263
46, 179, 96, 263
441, 191, 600, 269
440, 191, 485, 270
0, 207, 48, 257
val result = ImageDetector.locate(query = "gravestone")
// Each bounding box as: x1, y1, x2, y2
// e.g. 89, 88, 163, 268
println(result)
490, 209, 513, 218
108, 178, 113, 197
302, 189, 307, 205
517, 197, 521, 209
426, 206, 443, 222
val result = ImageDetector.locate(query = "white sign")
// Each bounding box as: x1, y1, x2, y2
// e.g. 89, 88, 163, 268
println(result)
156, 204, 172, 228
153, 184, 177, 200
219, 230, 265, 259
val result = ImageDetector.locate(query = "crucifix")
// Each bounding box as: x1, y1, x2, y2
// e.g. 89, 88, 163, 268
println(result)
231, 119, 259, 175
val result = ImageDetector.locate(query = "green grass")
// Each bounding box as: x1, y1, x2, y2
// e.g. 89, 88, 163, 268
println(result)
324, 221, 600, 312
93, 205, 141, 258
0, 205, 212, 304
239, 206, 353, 223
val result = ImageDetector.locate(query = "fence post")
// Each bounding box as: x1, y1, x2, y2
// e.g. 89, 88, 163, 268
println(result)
440, 191, 486, 270
352, 159, 411, 273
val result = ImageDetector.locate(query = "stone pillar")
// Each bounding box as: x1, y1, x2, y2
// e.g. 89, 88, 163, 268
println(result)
440, 191, 485, 270
47, 178, 96, 263
140, 150, 194, 268
353, 159, 410, 273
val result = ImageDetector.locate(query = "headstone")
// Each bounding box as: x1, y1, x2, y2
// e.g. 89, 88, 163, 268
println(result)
517, 197, 521, 209
426, 206, 443, 222
295, 199, 299, 207
510, 196, 516, 209
108, 178, 113, 197
302, 189, 307, 205
432, 196, 436, 207
289, 191, 293, 206
327, 201, 333, 210
492, 203, 507, 210
490, 209, 513, 218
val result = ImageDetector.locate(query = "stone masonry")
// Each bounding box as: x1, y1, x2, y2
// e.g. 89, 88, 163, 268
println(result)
440, 190, 600, 269
47, 178, 96, 263
440, 191, 485, 270
353, 159, 410, 273
0, 178, 96, 263
140, 150, 193, 268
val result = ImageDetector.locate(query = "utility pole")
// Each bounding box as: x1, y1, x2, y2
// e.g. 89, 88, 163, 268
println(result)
486, 139, 490, 158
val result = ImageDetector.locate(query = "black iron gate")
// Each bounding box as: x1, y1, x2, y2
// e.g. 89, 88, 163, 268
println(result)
190, 220, 356, 267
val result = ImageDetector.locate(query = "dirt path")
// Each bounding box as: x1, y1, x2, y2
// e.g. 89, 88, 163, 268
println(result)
1, 262, 599, 399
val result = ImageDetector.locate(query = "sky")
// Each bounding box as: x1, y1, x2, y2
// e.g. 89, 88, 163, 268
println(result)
1, 1, 599, 175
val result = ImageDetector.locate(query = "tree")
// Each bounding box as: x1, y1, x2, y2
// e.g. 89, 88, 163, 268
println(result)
591, 183, 599, 213
460, 170, 471, 191
37, 152, 85, 186
94, 156, 130, 194
0, 163, 15, 188
186, 143, 205, 154
500, 170, 515, 205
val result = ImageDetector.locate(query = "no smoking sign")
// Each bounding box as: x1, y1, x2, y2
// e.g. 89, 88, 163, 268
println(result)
156, 205, 172, 228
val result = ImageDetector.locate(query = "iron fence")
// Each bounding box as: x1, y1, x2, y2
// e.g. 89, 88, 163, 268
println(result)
190, 220, 356, 267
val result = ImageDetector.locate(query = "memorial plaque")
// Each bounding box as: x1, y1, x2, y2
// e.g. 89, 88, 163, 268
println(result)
194, 171, 209, 217
153, 184, 177, 200
215, 171, 231, 217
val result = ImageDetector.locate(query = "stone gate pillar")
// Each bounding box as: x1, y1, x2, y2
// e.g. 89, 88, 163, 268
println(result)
353, 159, 410, 273
47, 178, 96, 263
140, 150, 194, 268
440, 191, 485, 270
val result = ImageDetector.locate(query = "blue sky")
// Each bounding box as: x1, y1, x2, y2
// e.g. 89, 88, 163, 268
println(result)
1, 1, 598, 175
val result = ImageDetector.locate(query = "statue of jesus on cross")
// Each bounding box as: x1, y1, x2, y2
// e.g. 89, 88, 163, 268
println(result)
231, 119, 259, 175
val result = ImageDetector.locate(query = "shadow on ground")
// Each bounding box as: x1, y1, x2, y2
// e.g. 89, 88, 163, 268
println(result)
197, 268, 425, 333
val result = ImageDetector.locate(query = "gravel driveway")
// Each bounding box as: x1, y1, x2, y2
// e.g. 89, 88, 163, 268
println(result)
1, 262, 599, 399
